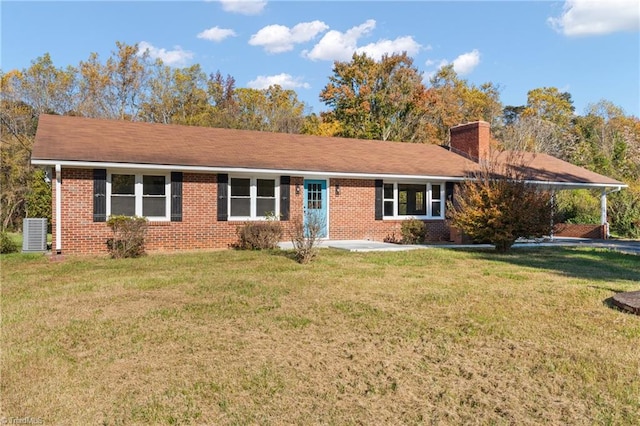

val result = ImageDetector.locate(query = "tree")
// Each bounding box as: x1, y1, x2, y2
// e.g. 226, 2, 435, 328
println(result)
107, 41, 150, 120
446, 153, 554, 252
0, 72, 47, 231
497, 87, 576, 160
138, 59, 177, 124
10, 54, 76, 116
77, 42, 151, 120
234, 85, 306, 133
170, 64, 211, 126
77, 52, 112, 118
424, 65, 502, 144
301, 113, 342, 136
207, 71, 240, 129
320, 52, 429, 142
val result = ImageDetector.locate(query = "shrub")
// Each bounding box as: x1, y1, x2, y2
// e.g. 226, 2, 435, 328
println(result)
235, 221, 284, 250
383, 232, 402, 244
400, 219, 427, 244
555, 189, 600, 224
105, 216, 148, 258
608, 187, 640, 238
0, 232, 18, 254
447, 153, 554, 252
290, 211, 324, 264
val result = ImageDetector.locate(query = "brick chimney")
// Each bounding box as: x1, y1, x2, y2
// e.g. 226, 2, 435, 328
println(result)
449, 121, 491, 162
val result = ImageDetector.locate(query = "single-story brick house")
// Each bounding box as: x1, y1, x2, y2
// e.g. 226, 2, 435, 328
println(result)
31, 114, 626, 255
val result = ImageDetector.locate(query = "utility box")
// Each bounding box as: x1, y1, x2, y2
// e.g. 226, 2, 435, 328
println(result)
22, 218, 48, 253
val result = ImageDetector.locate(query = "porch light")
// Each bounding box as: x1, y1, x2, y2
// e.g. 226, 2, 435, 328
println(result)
295, 184, 300, 195
335, 184, 341, 195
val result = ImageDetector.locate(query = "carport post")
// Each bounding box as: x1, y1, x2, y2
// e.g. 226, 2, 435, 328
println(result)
601, 188, 608, 238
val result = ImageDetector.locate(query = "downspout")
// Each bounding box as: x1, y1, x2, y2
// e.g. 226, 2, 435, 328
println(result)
601, 186, 622, 239
55, 164, 62, 254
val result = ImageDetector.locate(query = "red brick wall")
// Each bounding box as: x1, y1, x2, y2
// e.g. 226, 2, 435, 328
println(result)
329, 178, 449, 242
53, 170, 449, 255
554, 223, 606, 239
449, 121, 490, 161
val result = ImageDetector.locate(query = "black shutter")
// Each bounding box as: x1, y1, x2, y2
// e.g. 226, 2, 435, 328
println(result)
374, 179, 383, 220
171, 172, 183, 222
280, 176, 290, 221
93, 169, 107, 222
217, 173, 228, 221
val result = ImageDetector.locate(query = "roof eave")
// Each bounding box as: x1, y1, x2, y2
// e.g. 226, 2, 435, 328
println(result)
31, 159, 470, 182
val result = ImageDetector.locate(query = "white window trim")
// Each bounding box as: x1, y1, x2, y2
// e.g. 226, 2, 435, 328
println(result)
106, 170, 171, 221
228, 176, 280, 221
382, 182, 445, 220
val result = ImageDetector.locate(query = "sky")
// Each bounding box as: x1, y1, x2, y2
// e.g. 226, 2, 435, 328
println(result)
2, 0, 639, 118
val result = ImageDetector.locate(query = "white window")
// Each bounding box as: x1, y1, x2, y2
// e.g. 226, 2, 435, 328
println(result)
108, 172, 170, 220
229, 177, 279, 220
383, 182, 444, 219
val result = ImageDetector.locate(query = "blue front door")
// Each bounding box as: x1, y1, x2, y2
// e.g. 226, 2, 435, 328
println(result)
303, 180, 328, 238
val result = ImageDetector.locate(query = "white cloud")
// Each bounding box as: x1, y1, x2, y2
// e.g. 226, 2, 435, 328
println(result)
303, 20, 422, 62
302, 19, 377, 61
548, 0, 640, 36
138, 41, 194, 67
452, 49, 480, 75
249, 21, 329, 53
218, 0, 267, 15
356, 36, 422, 61
247, 73, 311, 90
197, 26, 237, 42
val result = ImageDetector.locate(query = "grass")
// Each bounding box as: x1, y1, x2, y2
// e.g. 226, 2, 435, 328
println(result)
3, 232, 52, 251
1, 246, 639, 424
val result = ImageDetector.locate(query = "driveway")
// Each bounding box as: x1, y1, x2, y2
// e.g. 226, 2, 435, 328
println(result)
280, 238, 640, 254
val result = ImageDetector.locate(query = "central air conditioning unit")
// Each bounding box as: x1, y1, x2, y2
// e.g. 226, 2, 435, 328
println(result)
22, 218, 48, 253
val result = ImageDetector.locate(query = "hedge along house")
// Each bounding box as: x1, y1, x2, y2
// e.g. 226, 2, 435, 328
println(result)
32, 115, 626, 255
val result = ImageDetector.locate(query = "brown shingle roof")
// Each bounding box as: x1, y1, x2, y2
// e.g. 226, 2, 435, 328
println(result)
501, 151, 625, 186
32, 114, 625, 187
32, 114, 478, 178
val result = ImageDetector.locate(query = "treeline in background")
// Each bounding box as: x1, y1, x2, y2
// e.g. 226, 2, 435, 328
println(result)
2, 42, 638, 237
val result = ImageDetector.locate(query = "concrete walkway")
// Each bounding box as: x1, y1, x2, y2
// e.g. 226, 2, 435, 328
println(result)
279, 237, 640, 254
279, 240, 426, 252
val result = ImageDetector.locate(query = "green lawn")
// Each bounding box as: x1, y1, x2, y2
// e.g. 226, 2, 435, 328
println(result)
1, 247, 639, 424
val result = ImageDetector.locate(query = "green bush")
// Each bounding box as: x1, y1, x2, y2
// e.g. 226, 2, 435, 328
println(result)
235, 221, 284, 250
608, 188, 640, 238
401, 219, 427, 244
105, 216, 148, 258
555, 189, 600, 224
0, 232, 19, 254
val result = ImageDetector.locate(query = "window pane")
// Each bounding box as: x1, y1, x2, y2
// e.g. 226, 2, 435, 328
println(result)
383, 183, 393, 199
307, 184, 322, 210
257, 198, 276, 217
398, 184, 426, 216
143, 197, 166, 217
111, 196, 135, 216
384, 200, 394, 216
231, 178, 250, 197
112, 174, 134, 195
257, 179, 275, 197
230, 198, 251, 216
415, 191, 425, 213
143, 175, 165, 196
432, 201, 442, 217
432, 184, 441, 196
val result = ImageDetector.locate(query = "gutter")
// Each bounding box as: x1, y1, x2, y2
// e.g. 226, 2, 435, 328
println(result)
31, 159, 470, 183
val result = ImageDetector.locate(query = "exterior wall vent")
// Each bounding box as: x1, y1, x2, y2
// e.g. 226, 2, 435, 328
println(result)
22, 218, 48, 253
